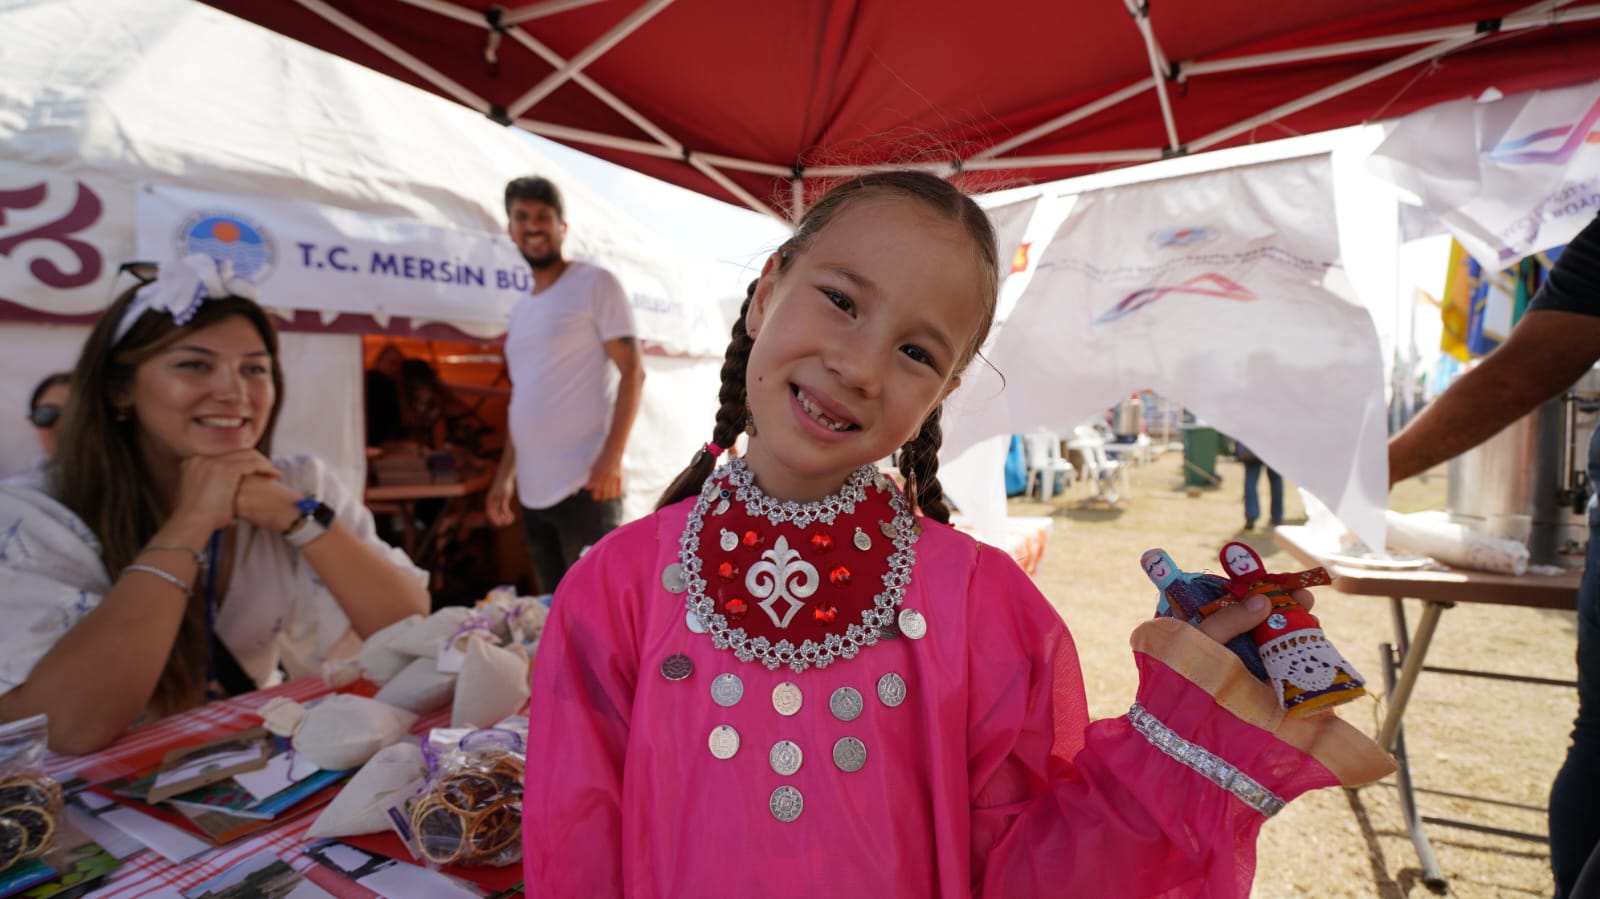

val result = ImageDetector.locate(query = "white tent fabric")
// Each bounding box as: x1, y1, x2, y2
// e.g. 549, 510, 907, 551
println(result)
1367, 79, 1600, 269
943, 155, 1389, 552
0, 0, 732, 514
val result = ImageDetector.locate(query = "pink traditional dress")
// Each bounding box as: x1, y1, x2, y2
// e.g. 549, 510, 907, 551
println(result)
523, 461, 1393, 898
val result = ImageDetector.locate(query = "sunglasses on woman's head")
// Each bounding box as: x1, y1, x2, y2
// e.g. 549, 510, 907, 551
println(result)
28, 405, 61, 429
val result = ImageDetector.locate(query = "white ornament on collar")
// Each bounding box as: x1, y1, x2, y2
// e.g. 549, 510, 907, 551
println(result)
112, 254, 259, 344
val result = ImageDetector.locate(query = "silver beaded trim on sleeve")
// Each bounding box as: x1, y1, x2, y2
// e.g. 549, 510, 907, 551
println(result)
1126, 701, 1287, 817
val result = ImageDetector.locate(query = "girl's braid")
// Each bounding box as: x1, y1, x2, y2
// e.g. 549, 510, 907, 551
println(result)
898, 406, 950, 524
656, 282, 758, 510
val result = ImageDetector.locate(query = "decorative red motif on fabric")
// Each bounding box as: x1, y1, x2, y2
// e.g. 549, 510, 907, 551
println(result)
695, 482, 899, 647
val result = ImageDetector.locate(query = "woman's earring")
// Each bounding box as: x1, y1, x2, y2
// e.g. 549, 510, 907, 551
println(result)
744, 402, 757, 437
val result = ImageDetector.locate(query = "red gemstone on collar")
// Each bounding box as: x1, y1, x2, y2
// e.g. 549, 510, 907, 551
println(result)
742, 529, 761, 548
829, 565, 852, 587
717, 560, 739, 581
724, 597, 748, 621
810, 532, 833, 552
813, 602, 838, 624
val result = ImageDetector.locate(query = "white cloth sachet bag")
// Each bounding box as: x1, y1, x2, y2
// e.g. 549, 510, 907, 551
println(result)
259, 694, 417, 771
451, 639, 531, 728
307, 740, 428, 839
390, 607, 473, 659
374, 656, 457, 714
358, 614, 426, 685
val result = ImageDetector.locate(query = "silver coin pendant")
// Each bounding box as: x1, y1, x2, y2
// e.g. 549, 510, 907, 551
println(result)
833, 736, 867, 773
772, 681, 803, 716
770, 785, 803, 823
877, 672, 907, 707
897, 608, 928, 640
829, 686, 864, 722
708, 725, 740, 760
769, 739, 803, 776
711, 673, 744, 707
661, 562, 687, 594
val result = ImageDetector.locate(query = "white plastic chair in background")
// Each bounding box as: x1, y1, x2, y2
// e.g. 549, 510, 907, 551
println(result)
1068, 424, 1129, 505
1021, 430, 1074, 500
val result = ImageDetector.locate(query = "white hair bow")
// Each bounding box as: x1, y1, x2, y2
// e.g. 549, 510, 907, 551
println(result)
112, 254, 259, 344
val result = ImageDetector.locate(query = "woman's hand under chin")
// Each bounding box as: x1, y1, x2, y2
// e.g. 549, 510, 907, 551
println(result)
168, 449, 282, 536
234, 466, 305, 534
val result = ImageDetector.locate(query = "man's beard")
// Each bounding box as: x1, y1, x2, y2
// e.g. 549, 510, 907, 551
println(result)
522, 249, 560, 269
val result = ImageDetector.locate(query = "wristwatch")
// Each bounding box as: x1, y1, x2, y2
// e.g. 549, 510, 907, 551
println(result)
283, 495, 335, 548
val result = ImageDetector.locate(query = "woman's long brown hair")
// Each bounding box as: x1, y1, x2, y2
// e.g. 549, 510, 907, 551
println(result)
656, 171, 1000, 522
51, 287, 285, 716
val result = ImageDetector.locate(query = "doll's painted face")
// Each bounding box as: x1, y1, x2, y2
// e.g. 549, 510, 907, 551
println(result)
1223, 543, 1260, 577
1141, 549, 1176, 588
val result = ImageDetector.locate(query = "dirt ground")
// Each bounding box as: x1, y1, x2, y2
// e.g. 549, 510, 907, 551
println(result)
1008, 447, 1578, 898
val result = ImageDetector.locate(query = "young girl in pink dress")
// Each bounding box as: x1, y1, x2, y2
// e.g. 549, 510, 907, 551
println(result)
522, 172, 1393, 897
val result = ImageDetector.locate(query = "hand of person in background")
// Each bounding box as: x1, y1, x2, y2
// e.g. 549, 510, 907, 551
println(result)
167, 449, 282, 537
486, 474, 516, 527
584, 451, 624, 502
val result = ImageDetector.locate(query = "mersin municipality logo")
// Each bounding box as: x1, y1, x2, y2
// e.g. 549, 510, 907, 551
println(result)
1489, 96, 1600, 165
180, 213, 274, 281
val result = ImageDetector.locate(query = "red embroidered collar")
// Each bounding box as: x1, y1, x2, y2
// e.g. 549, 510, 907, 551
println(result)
678, 458, 918, 672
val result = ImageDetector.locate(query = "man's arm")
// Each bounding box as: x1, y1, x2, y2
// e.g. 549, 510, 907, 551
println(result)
487, 437, 518, 527
585, 336, 646, 501
1389, 309, 1600, 484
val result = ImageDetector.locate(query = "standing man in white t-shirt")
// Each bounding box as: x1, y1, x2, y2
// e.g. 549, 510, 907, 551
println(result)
487, 176, 645, 596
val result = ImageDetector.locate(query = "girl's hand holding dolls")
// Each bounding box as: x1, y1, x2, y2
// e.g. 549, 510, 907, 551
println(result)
1194, 589, 1314, 645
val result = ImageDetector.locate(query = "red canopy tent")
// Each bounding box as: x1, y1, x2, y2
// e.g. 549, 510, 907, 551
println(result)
202, 0, 1600, 219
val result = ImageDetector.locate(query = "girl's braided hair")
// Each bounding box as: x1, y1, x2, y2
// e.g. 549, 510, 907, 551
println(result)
656, 171, 999, 523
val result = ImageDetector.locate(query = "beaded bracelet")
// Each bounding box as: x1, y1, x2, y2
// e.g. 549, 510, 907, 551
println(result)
140, 544, 206, 567
123, 564, 192, 598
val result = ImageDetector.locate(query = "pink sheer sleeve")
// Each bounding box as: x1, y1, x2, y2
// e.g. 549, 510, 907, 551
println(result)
968, 551, 1394, 898
521, 524, 643, 897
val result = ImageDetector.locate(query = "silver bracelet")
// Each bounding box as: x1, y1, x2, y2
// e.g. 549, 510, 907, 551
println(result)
123, 563, 193, 598
141, 543, 206, 567
1127, 701, 1287, 817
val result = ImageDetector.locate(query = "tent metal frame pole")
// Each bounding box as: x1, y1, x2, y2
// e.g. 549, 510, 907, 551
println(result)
508, 28, 683, 155
294, 0, 493, 114
1125, 0, 1182, 153
1184, 2, 1600, 76
506, 0, 677, 119
967, 149, 1165, 170
971, 79, 1154, 161
686, 158, 781, 221
390, 0, 483, 27
1189, 33, 1480, 152
514, 119, 678, 157
501, 0, 611, 26
790, 178, 805, 223
693, 154, 793, 178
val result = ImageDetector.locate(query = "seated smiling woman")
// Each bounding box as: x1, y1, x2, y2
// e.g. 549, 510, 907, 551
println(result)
0, 255, 429, 754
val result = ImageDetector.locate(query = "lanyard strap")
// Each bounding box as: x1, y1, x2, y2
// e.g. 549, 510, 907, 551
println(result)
204, 529, 221, 700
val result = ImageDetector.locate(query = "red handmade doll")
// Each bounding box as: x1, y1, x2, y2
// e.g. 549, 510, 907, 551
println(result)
1219, 541, 1367, 716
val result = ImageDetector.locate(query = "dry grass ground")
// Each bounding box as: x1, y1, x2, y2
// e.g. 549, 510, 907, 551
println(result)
1008, 447, 1579, 898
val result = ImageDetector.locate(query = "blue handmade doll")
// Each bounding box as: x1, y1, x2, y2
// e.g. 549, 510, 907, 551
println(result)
1140, 547, 1270, 681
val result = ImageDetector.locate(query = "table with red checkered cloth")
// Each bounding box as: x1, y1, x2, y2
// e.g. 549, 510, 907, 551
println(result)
44, 676, 453, 899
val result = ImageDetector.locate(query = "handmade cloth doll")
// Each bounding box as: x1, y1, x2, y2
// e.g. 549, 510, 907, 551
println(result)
1217, 541, 1367, 715
1140, 548, 1269, 682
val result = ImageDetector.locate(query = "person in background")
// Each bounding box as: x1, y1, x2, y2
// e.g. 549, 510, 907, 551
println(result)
1235, 440, 1283, 532
1388, 212, 1600, 898
27, 372, 71, 460
486, 175, 645, 595
364, 343, 406, 448
0, 255, 430, 754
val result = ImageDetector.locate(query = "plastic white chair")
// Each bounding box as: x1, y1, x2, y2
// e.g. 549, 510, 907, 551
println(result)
1068, 425, 1129, 505
1021, 431, 1074, 500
